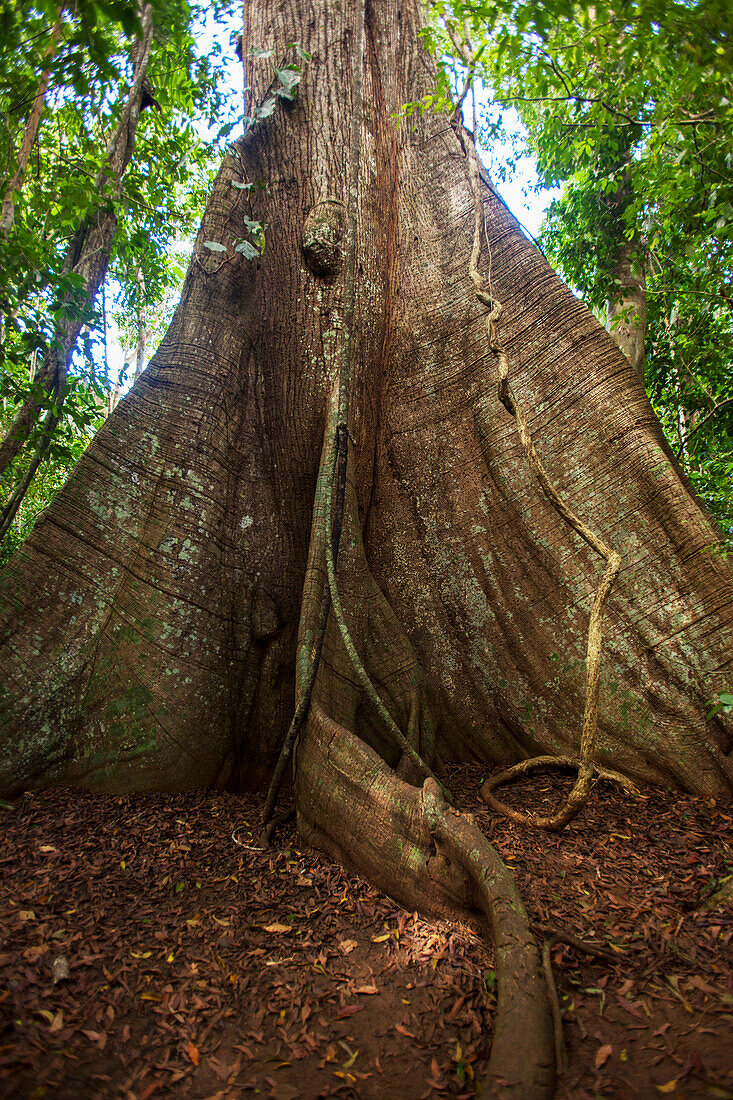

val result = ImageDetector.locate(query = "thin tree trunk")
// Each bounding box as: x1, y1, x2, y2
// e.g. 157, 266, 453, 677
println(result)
606, 238, 647, 382
0, 4, 155, 498
605, 175, 646, 382
133, 268, 147, 380
1, 17, 63, 235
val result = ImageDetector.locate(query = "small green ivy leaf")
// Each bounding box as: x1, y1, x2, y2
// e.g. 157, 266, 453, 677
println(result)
706, 692, 733, 718
254, 97, 277, 121
235, 240, 259, 259
275, 68, 301, 100
231, 180, 254, 191
203, 241, 228, 253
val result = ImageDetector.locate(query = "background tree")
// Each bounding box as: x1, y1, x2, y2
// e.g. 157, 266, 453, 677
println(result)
0, 0, 237, 554
425, 0, 733, 537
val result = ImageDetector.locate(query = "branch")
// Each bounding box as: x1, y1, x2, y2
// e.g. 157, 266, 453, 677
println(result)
677, 396, 733, 456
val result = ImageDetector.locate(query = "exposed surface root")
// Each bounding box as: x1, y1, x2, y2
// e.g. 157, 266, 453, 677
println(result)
540, 928, 628, 1076
296, 705, 555, 1098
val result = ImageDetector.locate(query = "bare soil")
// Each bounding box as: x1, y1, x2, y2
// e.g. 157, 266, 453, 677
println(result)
1, 765, 731, 1099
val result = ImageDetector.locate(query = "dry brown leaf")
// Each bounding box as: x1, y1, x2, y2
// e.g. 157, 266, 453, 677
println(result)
264, 922, 292, 934
594, 1043, 612, 1069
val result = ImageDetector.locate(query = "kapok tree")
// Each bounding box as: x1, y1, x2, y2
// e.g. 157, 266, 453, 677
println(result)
0, 0, 731, 1095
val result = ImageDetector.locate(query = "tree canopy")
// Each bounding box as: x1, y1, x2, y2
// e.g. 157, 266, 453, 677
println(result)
421, 0, 733, 537
0, 0, 238, 561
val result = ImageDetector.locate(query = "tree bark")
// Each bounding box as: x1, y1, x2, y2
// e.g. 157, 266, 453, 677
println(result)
606, 238, 646, 382
0, 0, 731, 805
604, 173, 646, 382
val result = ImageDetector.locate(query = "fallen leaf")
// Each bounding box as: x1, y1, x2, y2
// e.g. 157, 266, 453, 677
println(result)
595, 1044, 613, 1070
354, 984, 378, 995
188, 1042, 200, 1066
264, 923, 292, 934
23, 944, 48, 962
689, 975, 718, 995
52, 955, 70, 984
395, 1023, 417, 1038
656, 1080, 678, 1094
338, 939, 358, 955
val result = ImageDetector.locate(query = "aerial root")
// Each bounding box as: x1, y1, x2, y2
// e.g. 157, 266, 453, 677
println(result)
453, 108, 624, 833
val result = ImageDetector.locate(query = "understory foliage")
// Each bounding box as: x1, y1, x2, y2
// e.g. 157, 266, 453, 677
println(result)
0, 0, 239, 563
421, 0, 733, 540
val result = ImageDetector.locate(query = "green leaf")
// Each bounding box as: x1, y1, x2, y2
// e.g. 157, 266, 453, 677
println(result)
275, 68, 301, 99
254, 97, 277, 121
203, 241, 228, 253
235, 240, 259, 259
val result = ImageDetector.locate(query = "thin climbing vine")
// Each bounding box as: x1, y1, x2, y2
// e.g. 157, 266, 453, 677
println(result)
450, 76, 624, 831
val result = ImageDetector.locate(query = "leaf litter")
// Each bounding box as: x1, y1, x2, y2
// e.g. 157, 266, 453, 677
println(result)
0, 766, 730, 1099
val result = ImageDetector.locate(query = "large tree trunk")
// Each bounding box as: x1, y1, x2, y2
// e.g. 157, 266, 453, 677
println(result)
1, 3, 730, 1090
0, 0, 731, 802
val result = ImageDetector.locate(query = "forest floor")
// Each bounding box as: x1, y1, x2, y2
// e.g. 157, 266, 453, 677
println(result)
1, 765, 732, 1100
